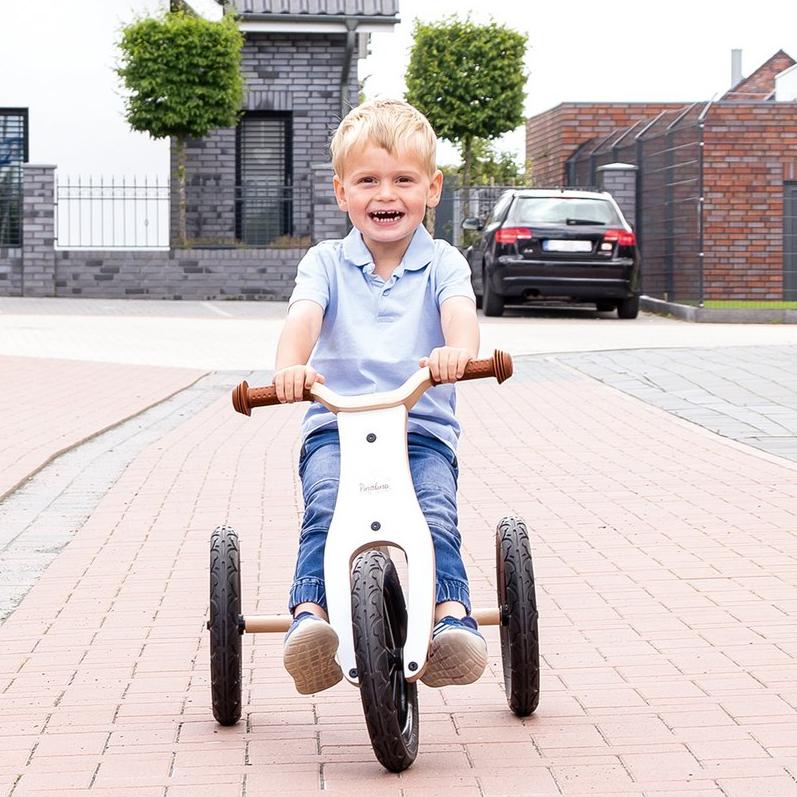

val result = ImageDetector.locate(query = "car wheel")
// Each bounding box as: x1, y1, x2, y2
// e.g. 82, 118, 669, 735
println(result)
596, 301, 615, 312
483, 267, 505, 317
617, 294, 640, 319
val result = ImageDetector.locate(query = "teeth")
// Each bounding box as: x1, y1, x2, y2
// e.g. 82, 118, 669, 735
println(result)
371, 211, 403, 220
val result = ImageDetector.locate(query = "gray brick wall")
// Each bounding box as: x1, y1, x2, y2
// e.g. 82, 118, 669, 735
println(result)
311, 162, 348, 242
179, 32, 359, 244
55, 247, 306, 300
21, 165, 56, 297
597, 164, 638, 228
0, 248, 23, 296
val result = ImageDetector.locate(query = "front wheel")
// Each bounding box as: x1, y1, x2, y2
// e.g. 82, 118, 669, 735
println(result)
496, 516, 540, 716
352, 550, 419, 772
209, 525, 243, 726
483, 267, 505, 317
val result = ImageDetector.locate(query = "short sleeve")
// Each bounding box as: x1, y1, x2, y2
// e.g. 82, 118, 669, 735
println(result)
288, 245, 331, 311
434, 242, 476, 307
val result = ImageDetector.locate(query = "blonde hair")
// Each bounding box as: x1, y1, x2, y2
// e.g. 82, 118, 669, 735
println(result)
330, 99, 438, 177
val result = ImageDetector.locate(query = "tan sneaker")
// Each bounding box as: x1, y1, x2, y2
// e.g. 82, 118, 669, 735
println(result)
420, 616, 488, 688
283, 612, 343, 694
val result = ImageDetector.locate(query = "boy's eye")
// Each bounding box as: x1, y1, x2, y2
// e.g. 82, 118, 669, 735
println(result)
358, 176, 376, 184
397, 176, 415, 183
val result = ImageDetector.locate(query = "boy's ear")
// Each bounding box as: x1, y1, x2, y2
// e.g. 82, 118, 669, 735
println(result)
426, 169, 444, 209
333, 174, 348, 211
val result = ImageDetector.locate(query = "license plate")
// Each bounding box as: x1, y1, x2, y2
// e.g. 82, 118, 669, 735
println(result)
543, 239, 592, 253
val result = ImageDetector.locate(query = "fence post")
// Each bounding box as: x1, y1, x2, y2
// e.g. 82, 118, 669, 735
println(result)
22, 164, 57, 297
596, 163, 639, 229
310, 163, 347, 244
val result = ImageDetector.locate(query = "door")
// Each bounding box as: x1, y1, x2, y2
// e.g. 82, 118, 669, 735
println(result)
785, 182, 797, 301
237, 113, 292, 245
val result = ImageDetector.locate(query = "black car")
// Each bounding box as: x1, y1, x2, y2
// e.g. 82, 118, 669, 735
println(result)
463, 189, 641, 318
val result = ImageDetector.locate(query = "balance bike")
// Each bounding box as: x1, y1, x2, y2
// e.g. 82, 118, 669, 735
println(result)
207, 350, 539, 772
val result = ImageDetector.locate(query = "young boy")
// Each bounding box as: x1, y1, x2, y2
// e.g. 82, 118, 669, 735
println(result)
274, 99, 486, 695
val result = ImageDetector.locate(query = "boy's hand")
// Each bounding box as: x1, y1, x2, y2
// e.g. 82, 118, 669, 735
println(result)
273, 365, 325, 403
420, 347, 473, 384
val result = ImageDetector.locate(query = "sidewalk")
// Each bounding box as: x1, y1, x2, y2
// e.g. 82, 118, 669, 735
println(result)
0, 356, 205, 501
1, 356, 797, 796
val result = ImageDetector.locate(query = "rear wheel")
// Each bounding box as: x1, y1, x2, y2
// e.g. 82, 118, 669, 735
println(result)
496, 516, 540, 716
483, 267, 505, 317
209, 525, 243, 726
352, 550, 419, 772
617, 294, 640, 319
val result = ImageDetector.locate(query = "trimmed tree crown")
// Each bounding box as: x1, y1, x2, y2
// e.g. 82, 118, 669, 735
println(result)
117, 11, 244, 140
405, 16, 527, 147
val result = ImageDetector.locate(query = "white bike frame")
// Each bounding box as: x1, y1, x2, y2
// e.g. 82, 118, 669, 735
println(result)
238, 358, 507, 685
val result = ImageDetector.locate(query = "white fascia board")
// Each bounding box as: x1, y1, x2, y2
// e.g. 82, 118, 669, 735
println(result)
239, 19, 393, 34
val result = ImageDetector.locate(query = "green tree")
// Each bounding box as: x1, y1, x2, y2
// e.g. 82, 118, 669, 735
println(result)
460, 138, 527, 186
405, 16, 527, 203
117, 10, 244, 245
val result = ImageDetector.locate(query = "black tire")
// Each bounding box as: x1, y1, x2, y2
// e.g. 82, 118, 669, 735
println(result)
209, 525, 243, 726
617, 294, 640, 319
482, 266, 505, 317
596, 301, 615, 312
351, 550, 419, 772
496, 516, 540, 716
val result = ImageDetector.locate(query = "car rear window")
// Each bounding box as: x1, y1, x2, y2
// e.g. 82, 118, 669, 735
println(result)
508, 197, 622, 226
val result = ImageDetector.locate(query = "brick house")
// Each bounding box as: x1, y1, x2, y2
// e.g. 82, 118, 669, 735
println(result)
526, 51, 797, 304
178, 0, 400, 248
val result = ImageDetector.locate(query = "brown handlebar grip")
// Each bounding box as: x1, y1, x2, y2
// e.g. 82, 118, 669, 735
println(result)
457, 349, 513, 384
231, 381, 313, 416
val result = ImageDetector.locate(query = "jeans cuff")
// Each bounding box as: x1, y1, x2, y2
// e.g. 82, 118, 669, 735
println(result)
435, 578, 471, 615
289, 577, 326, 613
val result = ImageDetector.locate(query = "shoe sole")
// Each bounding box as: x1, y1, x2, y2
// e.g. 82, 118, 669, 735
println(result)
421, 629, 488, 688
284, 620, 343, 695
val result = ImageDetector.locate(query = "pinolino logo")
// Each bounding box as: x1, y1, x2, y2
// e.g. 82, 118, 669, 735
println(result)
359, 480, 390, 493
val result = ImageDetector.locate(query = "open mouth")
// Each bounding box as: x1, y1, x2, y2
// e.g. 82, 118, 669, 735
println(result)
368, 210, 405, 224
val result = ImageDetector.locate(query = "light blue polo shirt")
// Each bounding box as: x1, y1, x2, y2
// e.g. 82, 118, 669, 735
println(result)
288, 224, 476, 452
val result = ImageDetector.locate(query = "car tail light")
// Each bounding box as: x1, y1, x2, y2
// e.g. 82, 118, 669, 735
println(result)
495, 227, 533, 245
603, 228, 636, 246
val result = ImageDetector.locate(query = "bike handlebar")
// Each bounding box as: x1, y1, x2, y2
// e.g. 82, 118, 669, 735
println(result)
232, 349, 513, 416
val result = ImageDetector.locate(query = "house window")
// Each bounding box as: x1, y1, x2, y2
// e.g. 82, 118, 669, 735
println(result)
236, 112, 293, 245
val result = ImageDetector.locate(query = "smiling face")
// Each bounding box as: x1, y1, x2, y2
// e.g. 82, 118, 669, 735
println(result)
333, 142, 443, 262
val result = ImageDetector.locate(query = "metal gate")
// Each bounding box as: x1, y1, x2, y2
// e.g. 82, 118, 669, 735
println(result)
0, 108, 28, 247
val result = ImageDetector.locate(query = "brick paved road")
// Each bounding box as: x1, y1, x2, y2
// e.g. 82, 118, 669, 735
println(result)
0, 356, 204, 501
1, 357, 797, 796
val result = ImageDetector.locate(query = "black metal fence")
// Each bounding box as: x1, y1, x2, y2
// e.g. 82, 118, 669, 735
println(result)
56, 178, 311, 248
567, 104, 705, 305
435, 184, 523, 247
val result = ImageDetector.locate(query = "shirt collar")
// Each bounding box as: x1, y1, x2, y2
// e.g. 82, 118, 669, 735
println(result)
342, 225, 435, 277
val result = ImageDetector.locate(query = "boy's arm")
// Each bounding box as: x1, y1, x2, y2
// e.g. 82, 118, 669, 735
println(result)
273, 299, 325, 402
421, 296, 480, 383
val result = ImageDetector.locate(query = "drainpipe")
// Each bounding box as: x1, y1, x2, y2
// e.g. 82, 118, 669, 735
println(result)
340, 19, 359, 118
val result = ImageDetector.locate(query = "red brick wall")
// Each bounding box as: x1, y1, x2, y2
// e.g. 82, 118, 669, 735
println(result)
722, 50, 795, 101
702, 102, 797, 300
526, 103, 687, 187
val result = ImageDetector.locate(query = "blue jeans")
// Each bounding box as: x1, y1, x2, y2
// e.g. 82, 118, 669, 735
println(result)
289, 428, 471, 614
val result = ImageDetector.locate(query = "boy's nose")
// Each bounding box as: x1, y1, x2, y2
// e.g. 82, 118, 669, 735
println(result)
375, 182, 396, 200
